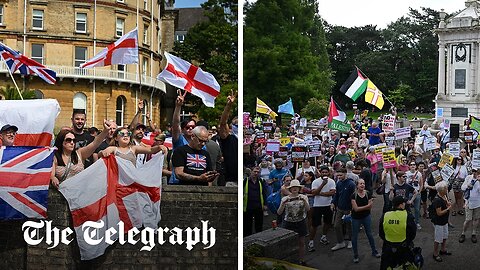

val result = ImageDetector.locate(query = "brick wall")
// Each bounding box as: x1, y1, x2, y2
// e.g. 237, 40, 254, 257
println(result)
0, 186, 238, 269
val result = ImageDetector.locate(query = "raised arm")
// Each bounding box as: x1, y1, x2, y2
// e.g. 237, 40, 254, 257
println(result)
79, 120, 111, 161
219, 90, 236, 139
172, 90, 187, 143
129, 100, 144, 131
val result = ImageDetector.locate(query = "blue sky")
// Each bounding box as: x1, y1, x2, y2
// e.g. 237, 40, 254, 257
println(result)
175, 0, 206, 8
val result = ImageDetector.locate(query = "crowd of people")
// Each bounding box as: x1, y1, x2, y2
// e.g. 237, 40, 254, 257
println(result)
243, 114, 480, 268
0, 91, 238, 188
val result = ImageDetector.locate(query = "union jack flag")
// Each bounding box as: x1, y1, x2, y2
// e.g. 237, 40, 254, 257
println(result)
186, 153, 207, 169
0, 146, 55, 220
0, 42, 57, 84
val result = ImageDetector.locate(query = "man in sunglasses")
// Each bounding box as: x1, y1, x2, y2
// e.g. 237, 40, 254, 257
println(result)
71, 109, 94, 168
172, 126, 218, 185
172, 90, 197, 150
0, 124, 18, 146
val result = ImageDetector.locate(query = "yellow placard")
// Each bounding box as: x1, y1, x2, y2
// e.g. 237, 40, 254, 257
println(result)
438, 153, 454, 168
280, 137, 290, 146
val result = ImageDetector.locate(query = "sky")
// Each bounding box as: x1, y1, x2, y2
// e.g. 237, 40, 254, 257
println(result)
175, 0, 206, 8
317, 0, 466, 28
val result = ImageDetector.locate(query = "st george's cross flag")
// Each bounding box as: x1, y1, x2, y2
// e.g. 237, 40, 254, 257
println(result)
59, 153, 163, 260
0, 99, 60, 146
80, 28, 138, 68
0, 146, 55, 220
328, 97, 350, 133
365, 80, 385, 109
157, 52, 220, 107
339, 68, 368, 101
0, 42, 57, 84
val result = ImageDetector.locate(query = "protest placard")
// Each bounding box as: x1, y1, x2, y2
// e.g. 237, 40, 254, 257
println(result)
382, 147, 397, 169
263, 122, 273, 133
449, 142, 460, 158
382, 114, 395, 132
441, 164, 455, 182
375, 144, 386, 160
256, 131, 266, 144
243, 112, 250, 129
304, 133, 313, 142
438, 152, 454, 168
265, 140, 280, 155
385, 136, 395, 147
472, 149, 480, 169
429, 163, 443, 183
291, 145, 307, 162
300, 118, 307, 128
307, 141, 322, 158
394, 127, 411, 140
424, 137, 437, 151
279, 137, 290, 146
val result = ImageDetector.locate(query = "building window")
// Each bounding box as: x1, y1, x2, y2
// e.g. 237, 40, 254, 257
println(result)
142, 57, 148, 78
118, 64, 125, 79
116, 95, 126, 126
76, 13, 87, 33
116, 18, 125, 37
144, 0, 148, 10
116, 0, 124, 3
175, 34, 185, 43
455, 69, 466, 89
143, 24, 149, 44
73, 92, 87, 111
451, 108, 468, 118
34, 89, 44, 99
32, 9, 44, 30
74, 47, 87, 67
0, 5, 4, 25
31, 44, 44, 64
142, 99, 148, 124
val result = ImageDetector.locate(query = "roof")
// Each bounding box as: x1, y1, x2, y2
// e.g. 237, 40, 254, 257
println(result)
446, 1, 480, 28
176, 8, 209, 31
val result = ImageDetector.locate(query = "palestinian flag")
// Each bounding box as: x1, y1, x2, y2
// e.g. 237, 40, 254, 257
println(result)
328, 97, 351, 133
339, 68, 368, 101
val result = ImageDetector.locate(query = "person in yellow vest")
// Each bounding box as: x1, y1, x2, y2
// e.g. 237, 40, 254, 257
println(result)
243, 166, 268, 236
379, 196, 417, 270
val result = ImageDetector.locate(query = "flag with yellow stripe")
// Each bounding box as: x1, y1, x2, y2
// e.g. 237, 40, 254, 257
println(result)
365, 80, 384, 109
256, 98, 278, 118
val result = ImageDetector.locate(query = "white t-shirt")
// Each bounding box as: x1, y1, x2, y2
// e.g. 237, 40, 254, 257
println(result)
311, 177, 336, 207
382, 171, 397, 193
405, 170, 422, 192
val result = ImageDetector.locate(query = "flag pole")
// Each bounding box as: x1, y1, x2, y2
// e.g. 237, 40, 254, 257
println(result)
1, 57, 23, 100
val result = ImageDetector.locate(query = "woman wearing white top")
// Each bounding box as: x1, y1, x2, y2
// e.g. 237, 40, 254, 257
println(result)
459, 169, 480, 243
451, 157, 469, 216
381, 168, 396, 213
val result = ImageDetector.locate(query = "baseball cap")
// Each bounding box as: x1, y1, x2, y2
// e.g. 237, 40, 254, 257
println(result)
340, 145, 347, 149
1, 124, 18, 133
135, 123, 147, 130
392, 196, 406, 208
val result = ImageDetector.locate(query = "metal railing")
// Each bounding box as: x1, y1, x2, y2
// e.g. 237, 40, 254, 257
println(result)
0, 62, 166, 92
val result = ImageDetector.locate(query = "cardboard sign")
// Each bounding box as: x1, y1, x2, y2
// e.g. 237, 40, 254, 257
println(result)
424, 137, 437, 151
382, 114, 395, 132
472, 149, 480, 169
465, 131, 474, 144
300, 118, 307, 128
278, 146, 289, 160
438, 152, 454, 168
279, 137, 291, 146
265, 140, 280, 155
441, 164, 455, 182
385, 136, 395, 147
308, 141, 322, 158
375, 144, 387, 160
243, 112, 251, 129
382, 147, 397, 169
256, 131, 266, 144
415, 136, 424, 146
429, 163, 443, 183
449, 142, 461, 158
291, 145, 307, 162
395, 127, 411, 140
263, 122, 273, 133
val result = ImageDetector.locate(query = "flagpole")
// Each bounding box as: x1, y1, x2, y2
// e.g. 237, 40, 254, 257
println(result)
1, 56, 23, 100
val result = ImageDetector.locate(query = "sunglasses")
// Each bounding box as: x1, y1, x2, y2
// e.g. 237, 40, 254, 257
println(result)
194, 133, 208, 144
64, 138, 76, 143
410, 163, 416, 166
118, 131, 132, 137
184, 125, 195, 130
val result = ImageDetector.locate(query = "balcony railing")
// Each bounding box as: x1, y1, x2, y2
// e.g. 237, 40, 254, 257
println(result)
0, 62, 166, 92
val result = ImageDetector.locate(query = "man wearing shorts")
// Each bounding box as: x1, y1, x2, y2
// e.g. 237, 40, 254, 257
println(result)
459, 169, 480, 243
308, 166, 336, 252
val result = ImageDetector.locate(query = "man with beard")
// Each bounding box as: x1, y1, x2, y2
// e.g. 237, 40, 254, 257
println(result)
93, 120, 118, 162
71, 109, 94, 168
218, 90, 238, 187
132, 123, 149, 165
172, 90, 196, 150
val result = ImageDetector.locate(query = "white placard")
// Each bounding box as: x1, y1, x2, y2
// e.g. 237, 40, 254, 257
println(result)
307, 141, 322, 158
385, 136, 395, 146
382, 114, 395, 132
472, 149, 480, 169
424, 137, 437, 151
265, 140, 280, 153
441, 164, 455, 182
394, 127, 411, 140
300, 118, 307, 127
448, 142, 460, 158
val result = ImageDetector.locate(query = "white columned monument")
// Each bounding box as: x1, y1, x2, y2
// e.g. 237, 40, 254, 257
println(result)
435, 0, 480, 126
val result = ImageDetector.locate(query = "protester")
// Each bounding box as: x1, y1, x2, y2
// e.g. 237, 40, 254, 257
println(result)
405, 161, 423, 229
277, 179, 310, 266
367, 122, 382, 146
459, 169, 480, 243
71, 109, 95, 168
451, 157, 468, 216
331, 167, 355, 251
333, 145, 351, 165
243, 166, 268, 236
382, 167, 396, 213
268, 158, 290, 193
351, 179, 380, 263
431, 181, 452, 262
218, 90, 238, 187
0, 124, 18, 146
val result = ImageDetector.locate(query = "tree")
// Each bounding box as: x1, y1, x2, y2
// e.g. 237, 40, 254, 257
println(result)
244, 0, 334, 114
0, 85, 36, 100
300, 98, 328, 120
173, 0, 238, 124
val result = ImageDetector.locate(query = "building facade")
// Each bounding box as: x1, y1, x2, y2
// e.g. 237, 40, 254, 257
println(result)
0, 0, 176, 130
436, 0, 480, 125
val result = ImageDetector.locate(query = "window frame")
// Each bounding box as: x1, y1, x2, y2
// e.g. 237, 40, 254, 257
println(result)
143, 24, 149, 45
32, 9, 44, 30
75, 12, 87, 33
74, 46, 88, 68
116, 95, 126, 127
116, 17, 125, 37
31, 43, 44, 65
0, 5, 4, 25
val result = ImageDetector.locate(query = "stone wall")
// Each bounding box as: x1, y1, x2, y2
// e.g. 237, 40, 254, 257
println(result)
0, 186, 237, 270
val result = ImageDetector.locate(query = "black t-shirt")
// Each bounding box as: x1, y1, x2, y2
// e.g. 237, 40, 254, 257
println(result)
219, 134, 238, 183
94, 140, 110, 154
351, 192, 372, 219
359, 168, 373, 192
74, 132, 94, 168
393, 183, 415, 201
172, 144, 212, 186
432, 196, 449, 225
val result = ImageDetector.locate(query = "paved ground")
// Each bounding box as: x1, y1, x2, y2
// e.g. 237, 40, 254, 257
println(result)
261, 196, 480, 269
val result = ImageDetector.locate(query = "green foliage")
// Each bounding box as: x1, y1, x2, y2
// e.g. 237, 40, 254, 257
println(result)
244, 0, 334, 114
300, 98, 328, 120
389, 83, 414, 105
197, 82, 237, 126
0, 85, 36, 100
173, 0, 238, 123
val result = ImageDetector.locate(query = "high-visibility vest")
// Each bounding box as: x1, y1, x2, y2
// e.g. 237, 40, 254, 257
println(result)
243, 178, 264, 212
383, 210, 408, 243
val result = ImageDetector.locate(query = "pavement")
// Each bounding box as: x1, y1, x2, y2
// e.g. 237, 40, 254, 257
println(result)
261, 196, 480, 269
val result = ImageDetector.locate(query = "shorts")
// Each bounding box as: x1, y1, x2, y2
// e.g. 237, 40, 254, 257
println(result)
452, 179, 465, 192
283, 219, 308, 237
434, 224, 448, 243
312, 206, 333, 227
465, 207, 480, 221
